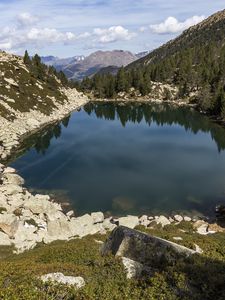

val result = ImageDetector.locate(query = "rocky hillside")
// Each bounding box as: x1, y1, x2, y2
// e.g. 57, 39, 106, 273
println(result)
128, 9, 225, 69
80, 9, 225, 119
0, 51, 88, 160
57, 50, 138, 80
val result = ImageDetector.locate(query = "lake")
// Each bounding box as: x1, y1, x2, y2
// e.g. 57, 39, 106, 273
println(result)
10, 102, 225, 217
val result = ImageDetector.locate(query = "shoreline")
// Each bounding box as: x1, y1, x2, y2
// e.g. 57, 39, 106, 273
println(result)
0, 94, 225, 254
0, 162, 224, 254
0, 88, 89, 162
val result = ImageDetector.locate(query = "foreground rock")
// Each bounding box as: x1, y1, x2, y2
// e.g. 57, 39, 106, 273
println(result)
40, 273, 85, 288
102, 226, 196, 278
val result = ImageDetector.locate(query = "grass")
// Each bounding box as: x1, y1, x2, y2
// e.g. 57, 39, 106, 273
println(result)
0, 222, 224, 299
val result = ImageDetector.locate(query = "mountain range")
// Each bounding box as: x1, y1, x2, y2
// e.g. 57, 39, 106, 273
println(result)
41, 50, 148, 80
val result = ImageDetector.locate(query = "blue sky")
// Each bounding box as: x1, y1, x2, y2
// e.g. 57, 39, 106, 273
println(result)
0, 0, 224, 57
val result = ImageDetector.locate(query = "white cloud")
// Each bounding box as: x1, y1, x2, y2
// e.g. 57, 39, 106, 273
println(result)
150, 15, 205, 34
17, 12, 39, 27
26, 27, 76, 43
93, 26, 136, 43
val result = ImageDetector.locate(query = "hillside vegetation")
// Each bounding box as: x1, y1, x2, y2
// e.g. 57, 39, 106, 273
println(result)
78, 9, 225, 119
0, 51, 70, 120
0, 222, 224, 300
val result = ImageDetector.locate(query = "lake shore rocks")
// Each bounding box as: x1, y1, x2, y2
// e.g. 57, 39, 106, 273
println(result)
0, 87, 89, 161
0, 165, 224, 253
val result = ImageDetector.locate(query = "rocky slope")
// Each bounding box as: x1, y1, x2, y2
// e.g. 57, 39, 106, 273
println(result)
0, 51, 89, 161
128, 9, 225, 69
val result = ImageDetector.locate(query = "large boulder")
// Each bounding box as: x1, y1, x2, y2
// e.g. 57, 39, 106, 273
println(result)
101, 226, 196, 267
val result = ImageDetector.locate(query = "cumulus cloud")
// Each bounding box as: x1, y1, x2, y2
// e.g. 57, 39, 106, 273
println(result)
150, 15, 205, 34
93, 26, 136, 43
0, 12, 77, 52
26, 28, 76, 43
17, 12, 39, 27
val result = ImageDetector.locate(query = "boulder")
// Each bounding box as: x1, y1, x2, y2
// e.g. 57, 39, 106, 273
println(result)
91, 212, 104, 224
121, 257, 148, 279
184, 216, 192, 222
117, 216, 139, 229
0, 184, 23, 195
0, 231, 12, 246
102, 218, 117, 231
2, 173, 24, 186
174, 215, 183, 222
155, 215, 170, 227
40, 273, 85, 288
101, 226, 196, 267
0, 213, 19, 237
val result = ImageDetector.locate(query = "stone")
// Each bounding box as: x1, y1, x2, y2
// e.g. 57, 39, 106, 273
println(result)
173, 237, 183, 241
0, 213, 19, 237
66, 210, 75, 218
0, 184, 23, 195
2, 173, 24, 186
117, 216, 139, 229
3, 167, 16, 174
121, 257, 147, 279
0, 231, 12, 246
91, 212, 104, 224
174, 215, 183, 222
40, 273, 85, 288
194, 244, 203, 254
101, 226, 196, 267
184, 216, 192, 222
155, 215, 171, 227
102, 218, 117, 231
46, 219, 72, 240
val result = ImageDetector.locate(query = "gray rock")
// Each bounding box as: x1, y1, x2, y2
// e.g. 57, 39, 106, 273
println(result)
0, 231, 12, 246
2, 173, 24, 186
121, 257, 147, 279
155, 215, 170, 227
184, 216, 192, 222
91, 212, 104, 224
102, 218, 117, 231
40, 273, 85, 288
118, 216, 139, 229
174, 215, 183, 222
101, 226, 196, 267
0, 213, 19, 237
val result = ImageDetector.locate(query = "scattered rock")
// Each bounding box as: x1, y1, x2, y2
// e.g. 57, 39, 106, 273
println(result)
91, 212, 104, 224
40, 273, 85, 288
155, 215, 171, 227
174, 215, 183, 222
117, 216, 139, 229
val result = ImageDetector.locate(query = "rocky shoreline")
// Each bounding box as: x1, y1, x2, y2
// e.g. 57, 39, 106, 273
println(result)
0, 163, 224, 254
0, 88, 89, 161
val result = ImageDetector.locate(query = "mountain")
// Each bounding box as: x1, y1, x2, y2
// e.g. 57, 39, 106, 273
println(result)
41, 55, 85, 69
43, 50, 137, 80
80, 9, 225, 119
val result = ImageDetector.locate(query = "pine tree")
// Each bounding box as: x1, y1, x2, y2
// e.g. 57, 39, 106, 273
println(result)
23, 50, 31, 65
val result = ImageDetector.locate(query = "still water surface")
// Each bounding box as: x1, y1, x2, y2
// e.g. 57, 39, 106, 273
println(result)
11, 102, 225, 216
